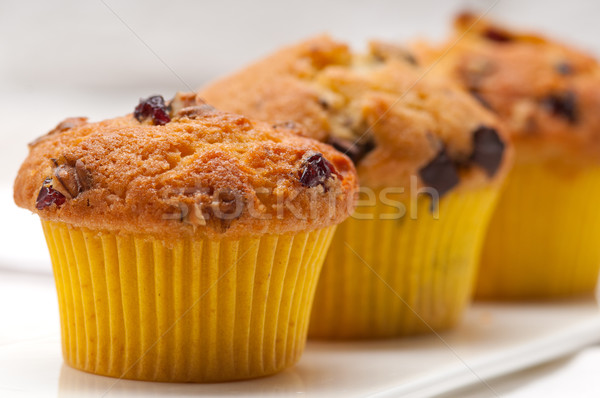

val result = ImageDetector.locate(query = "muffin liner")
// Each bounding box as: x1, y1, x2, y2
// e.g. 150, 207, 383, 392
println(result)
476, 161, 600, 299
41, 220, 335, 382
308, 186, 498, 339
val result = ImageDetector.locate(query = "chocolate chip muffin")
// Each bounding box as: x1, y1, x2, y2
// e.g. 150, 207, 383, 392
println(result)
13, 92, 358, 381
413, 14, 600, 299
200, 36, 512, 338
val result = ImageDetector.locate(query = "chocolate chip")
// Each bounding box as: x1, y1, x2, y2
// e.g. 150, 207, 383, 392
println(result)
482, 28, 513, 43
541, 91, 578, 123
327, 136, 375, 165
134, 95, 171, 125
555, 62, 573, 75
299, 153, 337, 191
471, 126, 505, 177
419, 148, 460, 197
36, 178, 66, 210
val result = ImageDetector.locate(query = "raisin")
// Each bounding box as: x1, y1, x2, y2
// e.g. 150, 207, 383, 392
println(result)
327, 136, 375, 165
299, 153, 337, 190
419, 148, 460, 197
541, 91, 578, 123
134, 95, 171, 125
36, 178, 66, 210
471, 126, 505, 177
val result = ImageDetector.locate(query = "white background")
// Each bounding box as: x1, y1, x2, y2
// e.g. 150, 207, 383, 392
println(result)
2, 1, 600, 396
3, 0, 600, 187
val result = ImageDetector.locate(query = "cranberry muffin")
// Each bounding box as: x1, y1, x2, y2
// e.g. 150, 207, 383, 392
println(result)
200, 37, 512, 338
14, 92, 358, 380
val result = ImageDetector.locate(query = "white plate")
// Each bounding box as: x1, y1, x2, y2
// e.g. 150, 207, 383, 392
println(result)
1, 270, 600, 398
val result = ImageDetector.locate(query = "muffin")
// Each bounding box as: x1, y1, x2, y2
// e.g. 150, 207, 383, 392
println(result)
13, 92, 358, 381
200, 37, 512, 338
413, 14, 600, 299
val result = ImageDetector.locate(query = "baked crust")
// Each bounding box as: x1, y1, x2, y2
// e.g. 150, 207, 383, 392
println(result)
14, 94, 358, 240
200, 35, 511, 190
412, 13, 600, 163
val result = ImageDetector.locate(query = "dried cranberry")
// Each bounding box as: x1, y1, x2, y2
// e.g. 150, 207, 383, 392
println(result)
327, 136, 375, 165
419, 148, 460, 197
134, 95, 171, 125
541, 91, 578, 123
36, 178, 66, 210
482, 28, 513, 43
471, 126, 505, 177
299, 153, 336, 190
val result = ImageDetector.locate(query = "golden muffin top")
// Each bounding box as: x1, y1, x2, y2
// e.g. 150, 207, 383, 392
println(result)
200, 35, 511, 194
412, 13, 600, 162
14, 93, 358, 239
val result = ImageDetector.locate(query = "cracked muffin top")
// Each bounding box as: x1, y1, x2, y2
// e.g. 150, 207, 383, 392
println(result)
14, 93, 358, 240
200, 35, 511, 194
412, 13, 600, 162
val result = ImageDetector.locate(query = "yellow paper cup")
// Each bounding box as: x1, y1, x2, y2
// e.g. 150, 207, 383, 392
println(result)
42, 220, 335, 382
476, 159, 600, 299
308, 186, 499, 339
